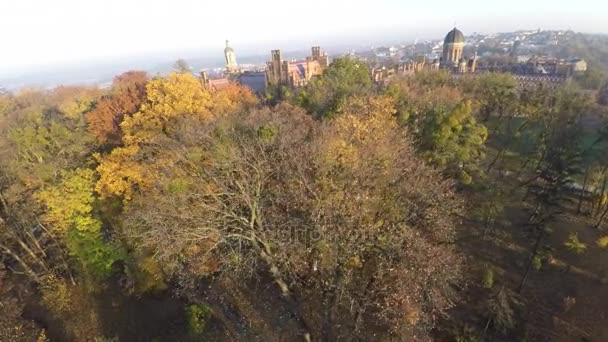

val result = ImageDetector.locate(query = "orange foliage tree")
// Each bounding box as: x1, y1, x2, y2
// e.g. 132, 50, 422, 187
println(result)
86, 71, 148, 146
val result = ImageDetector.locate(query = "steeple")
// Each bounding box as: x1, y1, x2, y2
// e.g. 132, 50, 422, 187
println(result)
224, 39, 238, 73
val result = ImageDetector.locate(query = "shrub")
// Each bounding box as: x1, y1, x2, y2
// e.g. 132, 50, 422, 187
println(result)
40, 274, 72, 314
482, 266, 495, 289
487, 289, 519, 334
186, 304, 211, 338
454, 324, 481, 342
564, 233, 587, 254
597, 236, 608, 249
532, 255, 543, 271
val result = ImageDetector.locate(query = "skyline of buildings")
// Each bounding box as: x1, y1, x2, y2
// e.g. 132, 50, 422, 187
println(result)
0, 26, 593, 91
196, 26, 588, 96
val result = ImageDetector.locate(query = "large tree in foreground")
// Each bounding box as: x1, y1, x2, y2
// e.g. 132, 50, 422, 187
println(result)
115, 95, 463, 340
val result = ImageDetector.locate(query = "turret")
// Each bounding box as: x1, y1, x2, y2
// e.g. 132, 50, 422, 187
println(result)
458, 59, 468, 73
468, 52, 478, 73
200, 70, 209, 87
224, 40, 238, 73
271, 49, 282, 62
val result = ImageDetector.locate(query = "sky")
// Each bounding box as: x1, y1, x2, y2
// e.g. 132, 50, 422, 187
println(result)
0, 0, 606, 76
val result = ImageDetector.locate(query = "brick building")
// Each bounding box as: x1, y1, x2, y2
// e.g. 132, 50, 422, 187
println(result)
266, 47, 329, 88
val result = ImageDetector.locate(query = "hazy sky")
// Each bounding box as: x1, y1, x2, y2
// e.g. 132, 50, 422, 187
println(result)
1, 0, 606, 74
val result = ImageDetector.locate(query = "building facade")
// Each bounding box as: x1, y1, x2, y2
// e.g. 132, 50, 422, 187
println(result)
266, 47, 329, 88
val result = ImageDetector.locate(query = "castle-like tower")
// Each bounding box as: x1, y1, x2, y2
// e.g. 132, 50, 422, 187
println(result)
442, 27, 465, 69
224, 40, 238, 73
266, 46, 328, 88
307, 46, 329, 69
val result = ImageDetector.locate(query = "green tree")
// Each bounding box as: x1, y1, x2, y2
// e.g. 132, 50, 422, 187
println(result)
296, 57, 372, 118
462, 72, 518, 123
419, 100, 488, 184
36, 169, 122, 279
518, 89, 590, 291
173, 59, 192, 74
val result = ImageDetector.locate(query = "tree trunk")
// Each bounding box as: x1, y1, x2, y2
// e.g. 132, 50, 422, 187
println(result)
0, 191, 9, 217
595, 172, 608, 217
254, 238, 311, 342
518, 229, 544, 293
516, 157, 532, 179
0, 245, 41, 283
595, 204, 608, 229
322, 269, 341, 342
482, 216, 491, 238
577, 164, 590, 214
487, 148, 505, 172
16, 239, 49, 273
350, 268, 377, 338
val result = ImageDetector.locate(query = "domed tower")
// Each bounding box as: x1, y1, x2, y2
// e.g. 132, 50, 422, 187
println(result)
224, 40, 238, 73
442, 27, 465, 69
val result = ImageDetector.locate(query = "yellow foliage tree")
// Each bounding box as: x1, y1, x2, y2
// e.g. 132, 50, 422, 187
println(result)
96, 73, 256, 200
321, 96, 397, 169
121, 73, 214, 145
95, 146, 151, 200
210, 83, 258, 116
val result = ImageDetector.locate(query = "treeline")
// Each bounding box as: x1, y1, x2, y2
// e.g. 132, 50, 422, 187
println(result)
550, 32, 608, 90
0, 60, 607, 340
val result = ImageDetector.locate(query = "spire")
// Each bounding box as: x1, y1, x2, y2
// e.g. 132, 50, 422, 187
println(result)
224, 39, 237, 73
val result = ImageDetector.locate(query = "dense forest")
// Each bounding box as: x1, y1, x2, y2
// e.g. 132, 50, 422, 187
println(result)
1, 59, 608, 341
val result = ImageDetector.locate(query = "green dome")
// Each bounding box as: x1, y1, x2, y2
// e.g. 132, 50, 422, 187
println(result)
444, 28, 465, 44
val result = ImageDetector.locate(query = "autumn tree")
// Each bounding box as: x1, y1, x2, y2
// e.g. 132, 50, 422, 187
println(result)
86, 71, 148, 146
95, 73, 257, 200
387, 73, 463, 125
115, 94, 463, 340
36, 168, 122, 279
0, 86, 125, 283
0, 170, 53, 283
404, 69, 454, 90
210, 82, 258, 115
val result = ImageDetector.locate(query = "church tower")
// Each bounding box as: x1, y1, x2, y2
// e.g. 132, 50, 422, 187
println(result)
442, 27, 465, 69
224, 40, 238, 73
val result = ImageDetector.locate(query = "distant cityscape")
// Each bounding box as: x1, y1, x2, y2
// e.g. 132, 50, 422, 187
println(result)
198, 27, 588, 95
0, 27, 591, 93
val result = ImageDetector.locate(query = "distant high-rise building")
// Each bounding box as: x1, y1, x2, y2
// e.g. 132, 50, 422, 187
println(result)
224, 40, 239, 74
